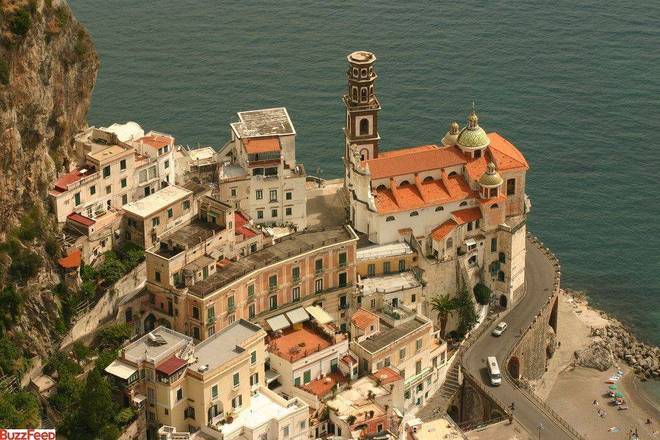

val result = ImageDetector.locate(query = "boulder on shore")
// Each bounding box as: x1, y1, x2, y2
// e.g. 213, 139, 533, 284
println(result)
575, 341, 615, 371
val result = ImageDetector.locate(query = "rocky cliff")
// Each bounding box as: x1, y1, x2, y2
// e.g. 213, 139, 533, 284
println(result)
0, 0, 98, 361
0, 0, 99, 232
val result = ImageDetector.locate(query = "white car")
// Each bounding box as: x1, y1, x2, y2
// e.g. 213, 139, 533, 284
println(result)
492, 322, 508, 336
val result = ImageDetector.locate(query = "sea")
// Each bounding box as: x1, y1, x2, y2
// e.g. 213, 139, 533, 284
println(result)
68, 0, 658, 372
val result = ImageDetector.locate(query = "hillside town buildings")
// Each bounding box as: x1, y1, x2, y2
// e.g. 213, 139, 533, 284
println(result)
50, 50, 530, 440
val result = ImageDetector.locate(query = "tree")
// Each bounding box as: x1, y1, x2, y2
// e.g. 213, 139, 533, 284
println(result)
0, 391, 40, 428
96, 323, 132, 350
430, 294, 458, 338
64, 370, 117, 440
98, 252, 126, 285
10, 9, 32, 36
455, 288, 478, 338
72, 341, 90, 363
473, 283, 492, 305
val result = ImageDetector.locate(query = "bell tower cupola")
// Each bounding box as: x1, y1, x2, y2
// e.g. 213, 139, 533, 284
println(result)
343, 51, 381, 165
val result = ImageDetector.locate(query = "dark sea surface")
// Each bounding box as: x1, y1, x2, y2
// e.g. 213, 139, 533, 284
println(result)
68, 1, 659, 352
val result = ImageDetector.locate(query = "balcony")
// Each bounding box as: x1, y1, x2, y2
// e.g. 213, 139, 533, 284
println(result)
269, 284, 278, 293
227, 304, 236, 314
207, 315, 216, 325
292, 276, 301, 285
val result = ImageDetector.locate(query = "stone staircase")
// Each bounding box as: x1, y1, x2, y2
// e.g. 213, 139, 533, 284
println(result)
418, 362, 461, 421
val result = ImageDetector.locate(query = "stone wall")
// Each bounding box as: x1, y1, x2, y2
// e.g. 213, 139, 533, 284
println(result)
60, 262, 146, 349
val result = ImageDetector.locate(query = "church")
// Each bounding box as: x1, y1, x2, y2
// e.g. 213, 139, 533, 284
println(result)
342, 51, 529, 307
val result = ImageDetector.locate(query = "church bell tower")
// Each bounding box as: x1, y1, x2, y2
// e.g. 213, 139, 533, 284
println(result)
343, 51, 381, 164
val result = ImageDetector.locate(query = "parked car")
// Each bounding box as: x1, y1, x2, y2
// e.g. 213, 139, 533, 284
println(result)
492, 322, 508, 336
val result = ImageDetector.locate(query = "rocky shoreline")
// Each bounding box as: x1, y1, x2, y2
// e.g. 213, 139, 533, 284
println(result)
568, 291, 660, 380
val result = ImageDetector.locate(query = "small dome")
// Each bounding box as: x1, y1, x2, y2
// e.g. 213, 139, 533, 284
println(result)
442, 121, 461, 147
449, 121, 460, 135
457, 111, 490, 150
479, 162, 503, 187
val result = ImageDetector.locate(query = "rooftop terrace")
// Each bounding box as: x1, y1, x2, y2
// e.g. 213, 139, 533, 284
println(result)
122, 327, 193, 365
357, 316, 429, 354
123, 185, 192, 218
267, 325, 336, 363
231, 107, 295, 138
360, 271, 420, 296
188, 226, 356, 298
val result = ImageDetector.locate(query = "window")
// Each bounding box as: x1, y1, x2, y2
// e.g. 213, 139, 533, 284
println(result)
120, 159, 127, 170
315, 258, 323, 273
467, 222, 473, 231
211, 385, 218, 399
383, 261, 391, 274
207, 325, 215, 336
148, 166, 157, 179
164, 159, 170, 169
121, 178, 127, 188
491, 238, 497, 252
491, 203, 499, 209
231, 394, 242, 409
370, 298, 376, 309
367, 264, 375, 276
303, 370, 311, 384
176, 388, 183, 401
183, 200, 190, 210
435, 206, 444, 212
282, 426, 290, 438
271, 209, 278, 218
103, 165, 110, 178
405, 390, 411, 399
360, 87, 368, 102
152, 217, 160, 227
498, 271, 505, 282
247, 284, 255, 298
89, 186, 96, 195
339, 295, 348, 308
338, 272, 347, 287
192, 306, 200, 319
269, 274, 277, 289
269, 295, 277, 310
255, 189, 263, 200
398, 259, 405, 271
230, 187, 237, 197
269, 189, 277, 202
227, 295, 234, 311
285, 207, 292, 216
292, 287, 300, 302
300, 421, 306, 430
74, 192, 81, 206
105, 185, 112, 194
386, 216, 395, 222
416, 338, 423, 352
399, 348, 406, 360
251, 351, 257, 365
294, 376, 301, 387
193, 326, 200, 339
315, 278, 323, 293
184, 406, 195, 420
248, 304, 255, 319
250, 372, 259, 386
155, 271, 161, 282
507, 178, 516, 195
446, 238, 453, 250
459, 201, 468, 207
285, 191, 292, 200
499, 252, 506, 263
257, 210, 264, 219
360, 118, 369, 135
292, 266, 300, 282
167, 208, 173, 218
411, 294, 416, 303
410, 211, 419, 217
384, 357, 391, 367
233, 372, 240, 388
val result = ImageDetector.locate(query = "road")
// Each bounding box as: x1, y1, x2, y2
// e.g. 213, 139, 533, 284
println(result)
464, 238, 579, 440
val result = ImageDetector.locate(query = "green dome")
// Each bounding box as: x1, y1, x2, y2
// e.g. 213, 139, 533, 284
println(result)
479, 162, 503, 187
457, 111, 490, 150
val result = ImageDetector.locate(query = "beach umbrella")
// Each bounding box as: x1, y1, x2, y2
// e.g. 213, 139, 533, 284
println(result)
614, 392, 624, 398
608, 385, 617, 390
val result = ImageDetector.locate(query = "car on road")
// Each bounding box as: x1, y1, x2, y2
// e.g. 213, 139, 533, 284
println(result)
492, 321, 508, 336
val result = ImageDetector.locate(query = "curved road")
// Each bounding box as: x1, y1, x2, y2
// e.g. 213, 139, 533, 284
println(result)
464, 239, 578, 439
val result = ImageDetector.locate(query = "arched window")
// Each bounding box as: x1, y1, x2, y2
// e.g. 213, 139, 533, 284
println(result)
468, 255, 477, 265
498, 271, 505, 282
360, 119, 370, 135
352, 67, 359, 77
499, 252, 506, 263
376, 184, 387, 191
459, 201, 468, 207
448, 171, 458, 177
446, 238, 453, 249
386, 216, 395, 222
361, 87, 368, 102
360, 149, 369, 161
352, 86, 358, 102
489, 188, 498, 197
474, 150, 482, 159
361, 68, 367, 78
410, 211, 419, 217
435, 206, 444, 212
369, 85, 374, 96
423, 176, 434, 183
491, 203, 499, 209
400, 180, 410, 186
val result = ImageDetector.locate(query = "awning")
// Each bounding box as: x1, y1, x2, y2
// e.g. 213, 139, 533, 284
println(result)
105, 360, 137, 380
265, 369, 281, 385
305, 306, 334, 324
132, 394, 146, 405
266, 314, 290, 332
286, 307, 309, 325
465, 238, 477, 247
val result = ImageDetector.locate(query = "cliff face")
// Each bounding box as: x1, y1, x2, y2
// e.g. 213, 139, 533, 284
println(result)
0, 0, 98, 360
0, 0, 99, 232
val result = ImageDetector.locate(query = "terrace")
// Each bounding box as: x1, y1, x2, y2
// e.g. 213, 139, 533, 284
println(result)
267, 322, 341, 363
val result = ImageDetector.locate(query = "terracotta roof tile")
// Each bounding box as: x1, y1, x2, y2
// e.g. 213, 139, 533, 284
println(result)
341, 354, 357, 365
67, 212, 95, 227
365, 146, 466, 180
244, 136, 281, 154
378, 145, 437, 158
373, 175, 474, 214
302, 371, 347, 397
465, 155, 488, 182
234, 211, 257, 239
351, 308, 379, 330
371, 367, 403, 385
156, 356, 187, 376
58, 249, 81, 269
139, 134, 172, 149
452, 207, 482, 224
431, 219, 457, 241
487, 133, 529, 171
52, 167, 97, 192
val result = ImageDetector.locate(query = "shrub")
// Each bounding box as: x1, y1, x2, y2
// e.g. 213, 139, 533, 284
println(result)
120, 243, 144, 270
80, 265, 97, 283
72, 341, 90, 363
96, 323, 132, 350
98, 251, 126, 285
114, 407, 136, 426
0, 391, 40, 428
8, 248, 42, 281
0, 58, 8, 85
10, 9, 32, 36
0, 335, 24, 375
473, 283, 492, 305
43, 352, 82, 377
95, 349, 118, 373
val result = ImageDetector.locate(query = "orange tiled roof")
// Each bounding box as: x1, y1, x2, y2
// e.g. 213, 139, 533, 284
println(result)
351, 308, 379, 330
373, 174, 474, 214
487, 133, 529, 171
365, 146, 466, 180
341, 354, 357, 365
268, 327, 332, 362
452, 207, 482, 225
244, 136, 281, 154
58, 249, 81, 269
51, 167, 97, 193
371, 367, 403, 385
431, 219, 457, 241
139, 134, 172, 149
302, 371, 347, 397
465, 155, 488, 182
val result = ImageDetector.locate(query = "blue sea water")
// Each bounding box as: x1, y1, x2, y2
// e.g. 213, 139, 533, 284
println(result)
68, 1, 659, 346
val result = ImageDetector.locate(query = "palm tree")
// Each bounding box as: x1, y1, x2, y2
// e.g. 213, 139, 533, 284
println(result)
430, 294, 457, 338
